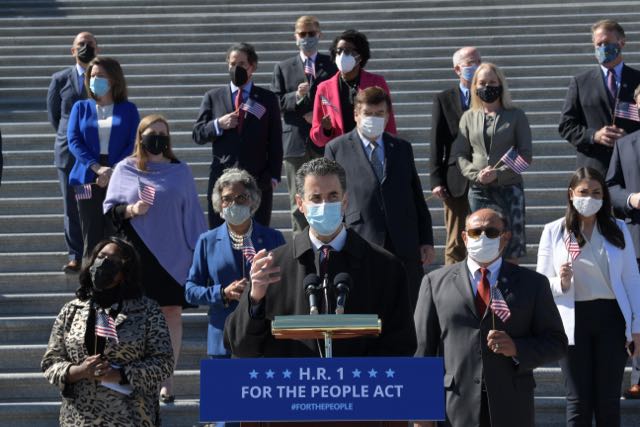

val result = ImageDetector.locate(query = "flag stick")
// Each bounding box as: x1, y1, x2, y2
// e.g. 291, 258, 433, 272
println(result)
612, 95, 619, 127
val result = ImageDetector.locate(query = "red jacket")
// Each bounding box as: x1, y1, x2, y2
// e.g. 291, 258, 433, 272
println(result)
310, 69, 397, 147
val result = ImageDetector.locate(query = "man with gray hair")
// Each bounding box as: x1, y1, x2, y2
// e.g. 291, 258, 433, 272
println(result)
224, 157, 416, 357
430, 46, 480, 264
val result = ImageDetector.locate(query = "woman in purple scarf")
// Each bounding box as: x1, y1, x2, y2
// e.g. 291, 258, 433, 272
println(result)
103, 114, 207, 402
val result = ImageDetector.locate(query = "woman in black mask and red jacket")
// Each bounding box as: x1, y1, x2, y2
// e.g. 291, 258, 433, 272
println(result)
41, 237, 174, 427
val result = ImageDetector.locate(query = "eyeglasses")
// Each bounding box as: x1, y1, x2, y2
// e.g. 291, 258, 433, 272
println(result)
466, 227, 503, 239
221, 193, 250, 205
297, 31, 317, 38
335, 47, 357, 56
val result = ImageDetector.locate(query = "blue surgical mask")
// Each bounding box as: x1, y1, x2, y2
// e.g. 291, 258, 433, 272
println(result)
305, 201, 343, 236
595, 43, 621, 64
222, 204, 251, 226
90, 76, 110, 97
297, 36, 319, 53
461, 64, 479, 82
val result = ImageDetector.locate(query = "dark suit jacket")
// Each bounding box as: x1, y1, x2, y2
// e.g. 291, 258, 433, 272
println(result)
414, 261, 567, 427
192, 83, 283, 186
47, 66, 88, 169
325, 130, 433, 261
559, 64, 640, 174
430, 86, 468, 197
271, 53, 337, 158
0, 129, 3, 187
606, 129, 640, 258
224, 228, 417, 358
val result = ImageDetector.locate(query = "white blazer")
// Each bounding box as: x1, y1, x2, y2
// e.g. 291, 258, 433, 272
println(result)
536, 217, 640, 345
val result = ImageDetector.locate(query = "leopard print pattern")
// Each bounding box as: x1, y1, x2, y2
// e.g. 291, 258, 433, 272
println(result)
41, 297, 174, 426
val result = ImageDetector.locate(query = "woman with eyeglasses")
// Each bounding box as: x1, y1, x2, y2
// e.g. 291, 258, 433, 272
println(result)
452, 62, 532, 264
310, 29, 397, 148
185, 168, 285, 362
536, 167, 640, 426
103, 114, 207, 403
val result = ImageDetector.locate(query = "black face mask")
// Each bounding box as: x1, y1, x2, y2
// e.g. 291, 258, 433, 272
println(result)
90, 257, 121, 291
475, 85, 503, 104
76, 43, 96, 64
229, 65, 249, 87
141, 134, 170, 155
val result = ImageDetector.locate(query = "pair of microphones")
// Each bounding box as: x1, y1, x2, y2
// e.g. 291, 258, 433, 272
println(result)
304, 272, 351, 315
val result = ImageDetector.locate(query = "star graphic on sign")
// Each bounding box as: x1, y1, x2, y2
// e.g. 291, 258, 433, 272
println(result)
249, 369, 258, 379
368, 368, 378, 378
266, 369, 275, 379
352, 369, 361, 378
385, 369, 395, 378
282, 369, 292, 379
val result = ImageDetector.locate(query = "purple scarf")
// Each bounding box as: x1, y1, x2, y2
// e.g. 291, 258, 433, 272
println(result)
104, 157, 207, 285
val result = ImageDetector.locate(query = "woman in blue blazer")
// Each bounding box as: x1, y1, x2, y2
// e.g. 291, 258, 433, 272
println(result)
185, 168, 285, 359
537, 168, 640, 426
67, 57, 140, 259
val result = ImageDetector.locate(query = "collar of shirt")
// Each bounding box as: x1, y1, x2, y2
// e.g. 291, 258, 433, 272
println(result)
466, 256, 503, 295
300, 51, 318, 63
459, 83, 470, 99
75, 63, 86, 77
600, 61, 624, 85
356, 130, 385, 159
230, 80, 253, 97
309, 225, 347, 253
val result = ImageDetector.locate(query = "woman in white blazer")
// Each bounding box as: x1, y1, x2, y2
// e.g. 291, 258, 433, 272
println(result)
536, 167, 640, 427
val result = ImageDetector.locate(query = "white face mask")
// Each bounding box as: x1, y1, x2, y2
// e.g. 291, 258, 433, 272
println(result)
466, 234, 502, 264
359, 116, 385, 140
572, 196, 602, 217
336, 52, 357, 73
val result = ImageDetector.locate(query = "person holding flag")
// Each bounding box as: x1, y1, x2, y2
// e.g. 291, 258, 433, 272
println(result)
537, 167, 640, 425
452, 62, 532, 264
103, 115, 207, 402
185, 168, 285, 362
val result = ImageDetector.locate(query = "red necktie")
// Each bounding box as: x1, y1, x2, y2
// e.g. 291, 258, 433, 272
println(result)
607, 70, 617, 104
235, 89, 244, 133
475, 268, 490, 317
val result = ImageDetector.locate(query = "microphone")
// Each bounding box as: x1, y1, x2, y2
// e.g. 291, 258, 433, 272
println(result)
333, 272, 352, 315
303, 273, 321, 315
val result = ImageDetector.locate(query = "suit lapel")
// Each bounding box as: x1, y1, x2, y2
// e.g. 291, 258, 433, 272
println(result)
453, 262, 478, 319
620, 65, 634, 101
450, 87, 463, 118
346, 130, 379, 185
69, 67, 83, 97
381, 133, 396, 184
224, 85, 234, 114
293, 56, 307, 85
496, 260, 515, 305
591, 68, 613, 118
217, 225, 243, 279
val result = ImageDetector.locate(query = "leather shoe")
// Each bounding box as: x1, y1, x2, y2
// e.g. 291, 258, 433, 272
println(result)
62, 260, 80, 273
623, 384, 640, 399
160, 393, 175, 404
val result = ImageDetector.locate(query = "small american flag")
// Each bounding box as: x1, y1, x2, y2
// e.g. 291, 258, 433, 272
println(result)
241, 236, 256, 264
138, 178, 156, 205
95, 309, 118, 343
490, 286, 511, 322
240, 98, 266, 119
75, 184, 92, 201
304, 58, 315, 79
320, 95, 339, 112
563, 231, 581, 261
614, 101, 640, 122
499, 147, 530, 174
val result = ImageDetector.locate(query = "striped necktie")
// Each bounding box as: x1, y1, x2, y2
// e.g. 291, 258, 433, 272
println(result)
369, 141, 384, 181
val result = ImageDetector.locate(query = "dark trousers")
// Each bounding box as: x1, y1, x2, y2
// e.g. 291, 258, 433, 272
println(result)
77, 185, 115, 261
383, 233, 424, 313
559, 299, 627, 427
57, 165, 83, 261
284, 148, 321, 234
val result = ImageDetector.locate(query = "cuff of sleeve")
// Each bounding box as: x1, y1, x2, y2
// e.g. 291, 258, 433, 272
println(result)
249, 299, 265, 319
628, 194, 635, 210
212, 284, 224, 306
212, 119, 223, 136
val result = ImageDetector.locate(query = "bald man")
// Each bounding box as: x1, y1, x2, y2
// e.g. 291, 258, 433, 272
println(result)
47, 32, 98, 272
414, 208, 567, 427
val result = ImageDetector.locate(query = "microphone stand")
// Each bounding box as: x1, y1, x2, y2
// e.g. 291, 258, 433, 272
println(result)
321, 273, 332, 357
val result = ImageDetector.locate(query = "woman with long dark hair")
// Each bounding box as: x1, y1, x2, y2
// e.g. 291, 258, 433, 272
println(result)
537, 167, 640, 426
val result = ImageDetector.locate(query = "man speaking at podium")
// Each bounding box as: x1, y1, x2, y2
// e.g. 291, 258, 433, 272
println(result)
224, 158, 416, 357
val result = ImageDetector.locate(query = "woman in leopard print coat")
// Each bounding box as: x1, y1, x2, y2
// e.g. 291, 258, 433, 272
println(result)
42, 237, 174, 426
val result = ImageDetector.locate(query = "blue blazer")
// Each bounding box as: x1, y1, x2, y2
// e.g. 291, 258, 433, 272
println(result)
184, 221, 285, 356
67, 99, 140, 185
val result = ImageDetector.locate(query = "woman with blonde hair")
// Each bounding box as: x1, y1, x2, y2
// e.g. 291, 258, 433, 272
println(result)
104, 114, 207, 402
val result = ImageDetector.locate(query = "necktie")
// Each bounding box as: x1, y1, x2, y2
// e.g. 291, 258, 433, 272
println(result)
607, 69, 617, 105
304, 57, 315, 85
235, 89, 245, 133
475, 268, 491, 317
464, 90, 470, 110
369, 141, 384, 181
320, 245, 331, 276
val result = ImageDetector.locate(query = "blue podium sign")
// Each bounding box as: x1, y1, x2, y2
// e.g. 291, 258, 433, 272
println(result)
200, 357, 444, 422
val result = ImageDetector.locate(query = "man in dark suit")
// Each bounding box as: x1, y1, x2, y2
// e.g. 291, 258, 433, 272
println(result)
559, 19, 640, 175
413, 208, 567, 427
325, 86, 434, 310
224, 157, 416, 358
193, 42, 283, 229
46, 31, 97, 272
271, 15, 338, 234
606, 84, 640, 399
431, 46, 480, 265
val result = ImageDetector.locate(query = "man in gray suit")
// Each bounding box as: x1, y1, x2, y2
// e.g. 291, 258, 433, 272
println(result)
47, 31, 98, 272
414, 208, 567, 427
271, 15, 337, 233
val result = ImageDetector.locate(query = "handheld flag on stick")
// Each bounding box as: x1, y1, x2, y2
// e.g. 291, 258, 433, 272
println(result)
490, 286, 511, 324
614, 101, 640, 122
563, 231, 581, 262
95, 309, 118, 343
496, 147, 530, 174
240, 99, 266, 119
138, 178, 156, 205
75, 184, 93, 201
320, 95, 339, 113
